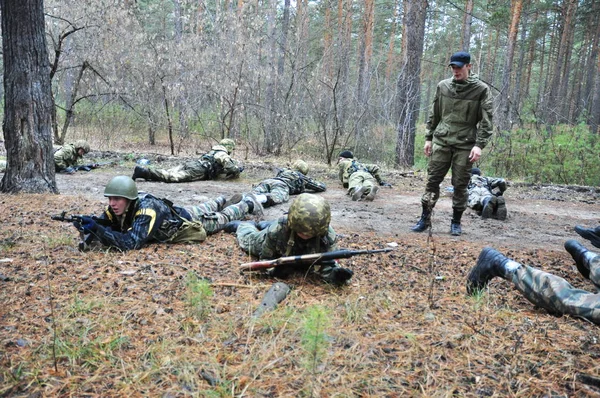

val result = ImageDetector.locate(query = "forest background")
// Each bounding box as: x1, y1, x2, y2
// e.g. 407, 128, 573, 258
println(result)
2, 0, 600, 186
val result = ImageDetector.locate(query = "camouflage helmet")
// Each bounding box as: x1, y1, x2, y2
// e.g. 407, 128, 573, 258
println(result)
74, 140, 90, 154
292, 159, 309, 175
288, 193, 331, 238
104, 176, 138, 200
219, 138, 236, 154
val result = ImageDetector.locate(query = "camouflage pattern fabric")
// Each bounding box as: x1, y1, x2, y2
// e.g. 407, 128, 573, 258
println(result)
142, 146, 240, 183
54, 144, 82, 171
347, 170, 377, 198
236, 217, 340, 282
145, 160, 210, 183
510, 252, 600, 324
185, 196, 251, 234
252, 178, 290, 206
467, 175, 507, 210
338, 159, 384, 188
421, 144, 471, 212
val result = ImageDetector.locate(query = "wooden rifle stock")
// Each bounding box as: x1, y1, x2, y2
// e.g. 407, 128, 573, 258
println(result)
240, 247, 393, 272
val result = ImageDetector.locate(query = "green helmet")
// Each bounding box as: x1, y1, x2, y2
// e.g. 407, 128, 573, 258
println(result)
219, 138, 236, 154
288, 193, 331, 237
292, 159, 309, 175
74, 140, 90, 154
104, 176, 138, 200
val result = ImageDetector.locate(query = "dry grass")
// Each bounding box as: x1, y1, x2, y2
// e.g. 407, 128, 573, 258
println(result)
1, 193, 600, 397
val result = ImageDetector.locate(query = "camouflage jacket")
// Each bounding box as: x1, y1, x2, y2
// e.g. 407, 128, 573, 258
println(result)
425, 74, 493, 150
201, 145, 240, 179
93, 193, 204, 251
54, 144, 82, 170
274, 168, 326, 194
259, 216, 337, 259
338, 159, 383, 188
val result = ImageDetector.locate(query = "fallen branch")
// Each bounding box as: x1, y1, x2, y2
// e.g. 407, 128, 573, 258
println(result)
577, 373, 600, 389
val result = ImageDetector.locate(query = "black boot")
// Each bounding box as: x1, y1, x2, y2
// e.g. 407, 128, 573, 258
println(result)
411, 206, 431, 232
495, 197, 507, 221
466, 247, 512, 294
574, 225, 600, 249
224, 193, 243, 207
132, 166, 151, 181
242, 194, 264, 216
450, 209, 463, 236
481, 197, 497, 219
565, 239, 592, 279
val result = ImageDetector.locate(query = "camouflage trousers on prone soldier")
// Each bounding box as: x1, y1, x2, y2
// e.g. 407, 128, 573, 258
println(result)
252, 179, 290, 205
511, 262, 600, 324
348, 171, 377, 196
186, 196, 250, 235
147, 161, 208, 183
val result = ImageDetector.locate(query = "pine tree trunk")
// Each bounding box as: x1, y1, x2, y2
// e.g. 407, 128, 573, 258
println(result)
0, 0, 58, 194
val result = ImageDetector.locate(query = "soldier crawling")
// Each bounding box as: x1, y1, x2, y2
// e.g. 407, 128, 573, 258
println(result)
467, 168, 508, 220
54, 140, 93, 174
231, 160, 326, 208
337, 150, 391, 201
224, 193, 354, 285
72, 175, 262, 251
131, 138, 243, 182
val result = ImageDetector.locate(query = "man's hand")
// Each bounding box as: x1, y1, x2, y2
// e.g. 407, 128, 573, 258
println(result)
79, 216, 98, 233
469, 146, 482, 163
424, 140, 433, 157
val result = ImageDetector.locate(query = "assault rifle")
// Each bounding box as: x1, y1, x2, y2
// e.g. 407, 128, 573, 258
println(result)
75, 161, 115, 172
50, 211, 111, 227
240, 247, 393, 272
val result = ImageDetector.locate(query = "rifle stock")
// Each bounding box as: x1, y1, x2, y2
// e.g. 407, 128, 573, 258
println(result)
240, 248, 393, 272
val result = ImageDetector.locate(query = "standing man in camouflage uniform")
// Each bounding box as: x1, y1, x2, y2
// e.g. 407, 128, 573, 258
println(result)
225, 193, 354, 285
54, 140, 92, 173
337, 150, 391, 201
467, 240, 600, 324
73, 176, 262, 251
411, 51, 493, 236
131, 138, 243, 182
467, 168, 508, 220
236, 160, 326, 208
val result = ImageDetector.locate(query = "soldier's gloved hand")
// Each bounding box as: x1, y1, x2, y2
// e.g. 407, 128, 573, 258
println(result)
238, 166, 245, 173
380, 181, 392, 187
79, 216, 98, 233
64, 166, 76, 174
495, 191, 503, 197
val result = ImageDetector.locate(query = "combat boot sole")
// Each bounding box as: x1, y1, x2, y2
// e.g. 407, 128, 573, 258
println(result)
495, 197, 507, 220
365, 186, 379, 201
481, 196, 497, 219
351, 186, 366, 201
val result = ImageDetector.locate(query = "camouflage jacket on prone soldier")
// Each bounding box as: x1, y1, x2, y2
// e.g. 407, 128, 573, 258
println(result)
273, 168, 326, 194
91, 193, 205, 251
258, 216, 337, 259
54, 144, 82, 170
201, 145, 241, 179
338, 159, 384, 188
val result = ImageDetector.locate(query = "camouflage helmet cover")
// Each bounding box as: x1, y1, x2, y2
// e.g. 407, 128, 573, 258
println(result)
219, 138, 236, 154
74, 140, 90, 154
288, 193, 331, 237
104, 176, 138, 200
292, 159, 309, 175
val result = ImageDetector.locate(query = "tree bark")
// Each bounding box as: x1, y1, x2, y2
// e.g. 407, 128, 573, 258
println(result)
395, 0, 428, 168
1, 0, 58, 194
461, 0, 474, 51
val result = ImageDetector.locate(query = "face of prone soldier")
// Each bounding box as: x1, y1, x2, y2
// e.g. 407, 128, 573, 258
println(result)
109, 196, 130, 216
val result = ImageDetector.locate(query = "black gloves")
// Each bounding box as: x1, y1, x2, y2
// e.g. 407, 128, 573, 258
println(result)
380, 181, 392, 187
73, 216, 98, 234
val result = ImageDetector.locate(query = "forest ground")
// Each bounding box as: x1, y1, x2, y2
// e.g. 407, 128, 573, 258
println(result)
1, 147, 600, 397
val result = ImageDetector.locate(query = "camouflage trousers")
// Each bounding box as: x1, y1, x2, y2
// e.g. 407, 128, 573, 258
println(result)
468, 186, 493, 210
422, 144, 472, 212
236, 223, 340, 282
147, 160, 209, 183
252, 179, 290, 206
186, 196, 250, 235
348, 171, 376, 196
511, 253, 600, 324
